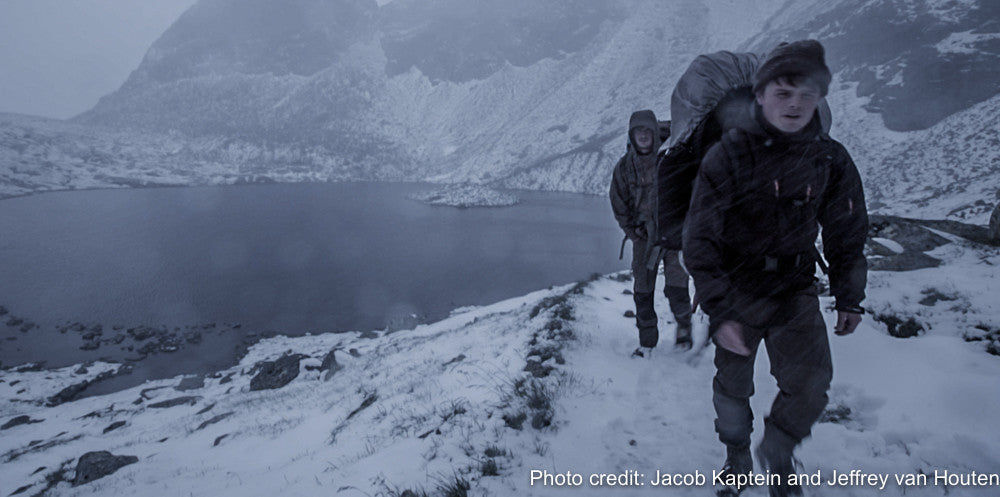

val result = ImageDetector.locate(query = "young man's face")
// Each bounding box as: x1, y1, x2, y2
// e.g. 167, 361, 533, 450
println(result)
756, 78, 821, 134
633, 127, 654, 152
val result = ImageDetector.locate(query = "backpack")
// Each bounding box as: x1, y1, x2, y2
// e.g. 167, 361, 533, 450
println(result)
654, 50, 832, 250
657, 120, 672, 146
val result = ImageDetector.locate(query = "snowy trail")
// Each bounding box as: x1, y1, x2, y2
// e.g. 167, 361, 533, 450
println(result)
2, 237, 1000, 497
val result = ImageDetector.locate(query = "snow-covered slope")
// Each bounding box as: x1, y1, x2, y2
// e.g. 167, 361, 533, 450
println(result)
0, 112, 409, 200
3, 230, 999, 496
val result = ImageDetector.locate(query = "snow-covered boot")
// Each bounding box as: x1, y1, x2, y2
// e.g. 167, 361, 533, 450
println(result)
715, 444, 753, 496
755, 421, 802, 497
674, 320, 693, 350
631, 347, 653, 358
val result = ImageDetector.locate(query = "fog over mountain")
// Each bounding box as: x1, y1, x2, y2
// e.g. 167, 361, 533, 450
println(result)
3, 0, 999, 221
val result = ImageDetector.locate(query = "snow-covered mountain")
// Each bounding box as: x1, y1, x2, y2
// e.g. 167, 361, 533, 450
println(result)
3, 0, 999, 222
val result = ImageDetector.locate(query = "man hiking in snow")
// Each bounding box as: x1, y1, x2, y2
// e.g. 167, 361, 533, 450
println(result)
610, 109, 693, 357
682, 40, 868, 497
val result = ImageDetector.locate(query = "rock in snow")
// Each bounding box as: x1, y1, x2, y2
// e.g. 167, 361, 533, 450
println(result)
249, 354, 307, 391
1, 415, 43, 430
72, 451, 138, 487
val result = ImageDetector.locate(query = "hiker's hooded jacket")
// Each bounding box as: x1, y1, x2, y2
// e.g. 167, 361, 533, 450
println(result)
654, 51, 832, 251
682, 104, 868, 321
610, 110, 662, 242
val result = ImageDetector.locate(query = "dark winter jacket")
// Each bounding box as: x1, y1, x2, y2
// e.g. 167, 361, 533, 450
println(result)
682, 104, 868, 319
610, 110, 663, 240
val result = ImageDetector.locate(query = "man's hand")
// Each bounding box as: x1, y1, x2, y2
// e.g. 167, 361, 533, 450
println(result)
834, 311, 862, 336
714, 320, 751, 356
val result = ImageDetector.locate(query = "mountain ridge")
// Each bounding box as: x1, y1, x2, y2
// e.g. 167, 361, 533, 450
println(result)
2, 0, 999, 223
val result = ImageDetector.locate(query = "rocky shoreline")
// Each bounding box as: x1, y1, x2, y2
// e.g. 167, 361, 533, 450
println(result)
0, 311, 274, 403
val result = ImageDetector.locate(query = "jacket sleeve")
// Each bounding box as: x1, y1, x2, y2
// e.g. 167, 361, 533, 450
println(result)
818, 142, 869, 311
682, 143, 736, 319
609, 156, 636, 232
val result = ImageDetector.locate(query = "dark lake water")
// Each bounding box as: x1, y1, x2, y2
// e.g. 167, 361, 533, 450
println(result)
0, 182, 626, 389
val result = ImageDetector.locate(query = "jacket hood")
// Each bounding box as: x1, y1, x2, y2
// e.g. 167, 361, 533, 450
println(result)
628, 109, 660, 155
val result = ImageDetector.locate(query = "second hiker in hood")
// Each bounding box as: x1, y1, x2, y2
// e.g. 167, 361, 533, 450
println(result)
610, 109, 693, 357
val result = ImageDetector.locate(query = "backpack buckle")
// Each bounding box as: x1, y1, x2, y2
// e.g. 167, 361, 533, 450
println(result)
764, 256, 779, 272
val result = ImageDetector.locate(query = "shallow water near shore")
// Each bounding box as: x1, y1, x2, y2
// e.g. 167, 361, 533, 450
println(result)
0, 182, 625, 393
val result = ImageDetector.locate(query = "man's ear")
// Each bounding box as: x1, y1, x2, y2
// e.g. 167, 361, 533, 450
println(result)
755, 91, 765, 106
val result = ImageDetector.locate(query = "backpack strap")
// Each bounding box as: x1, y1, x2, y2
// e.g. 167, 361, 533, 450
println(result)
720, 127, 753, 191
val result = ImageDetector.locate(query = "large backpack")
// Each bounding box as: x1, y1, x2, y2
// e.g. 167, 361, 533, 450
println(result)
654, 50, 832, 250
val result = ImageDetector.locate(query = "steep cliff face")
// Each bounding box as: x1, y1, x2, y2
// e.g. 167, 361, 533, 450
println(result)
129, 0, 379, 84
380, 0, 618, 83
77, 0, 397, 171
74, 0, 780, 174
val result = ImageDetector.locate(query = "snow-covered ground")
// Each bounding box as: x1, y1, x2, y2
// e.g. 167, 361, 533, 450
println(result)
2, 229, 998, 497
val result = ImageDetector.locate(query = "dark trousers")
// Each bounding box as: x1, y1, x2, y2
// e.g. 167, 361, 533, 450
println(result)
631, 239, 691, 347
711, 288, 833, 449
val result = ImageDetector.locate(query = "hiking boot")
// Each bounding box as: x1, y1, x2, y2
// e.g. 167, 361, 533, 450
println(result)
631, 347, 652, 358
638, 325, 659, 348
675, 322, 693, 350
755, 423, 803, 497
715, 445, 753, 496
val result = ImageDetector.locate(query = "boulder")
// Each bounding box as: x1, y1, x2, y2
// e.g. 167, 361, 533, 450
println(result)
73, 451, 138, 486
175, 375, 205, 391
249, 354, 306, 391
48, 382, 91, 407
2, 415, 43, 430
866, 216, 948, 271
103, 421, 127, 434
148, 396, 200, 408
319, 348, 342, 373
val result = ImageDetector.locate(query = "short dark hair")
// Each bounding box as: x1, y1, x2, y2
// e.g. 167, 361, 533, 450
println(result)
757, 73, 824, 95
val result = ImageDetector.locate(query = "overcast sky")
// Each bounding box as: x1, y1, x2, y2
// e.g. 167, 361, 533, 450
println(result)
0, 0, 198, 119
